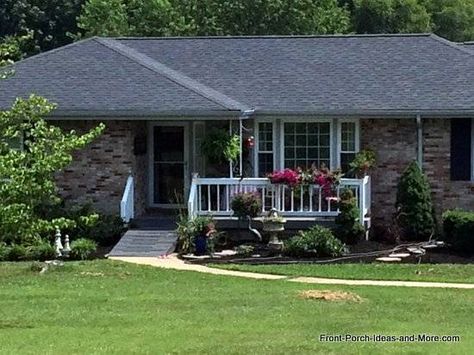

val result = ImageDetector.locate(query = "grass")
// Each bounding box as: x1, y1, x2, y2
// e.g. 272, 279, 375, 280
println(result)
209, 263, 474, 284
0, 260, 473, 354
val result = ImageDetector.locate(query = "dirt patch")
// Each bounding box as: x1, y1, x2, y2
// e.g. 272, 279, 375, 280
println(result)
298, 290, 364, 302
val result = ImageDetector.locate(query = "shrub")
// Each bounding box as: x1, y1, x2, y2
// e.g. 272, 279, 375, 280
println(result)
5, 244, 29, 261
231, 192, 262, 219
176, 215, 217, 254
442, 210, 474, 255
284, 225, 344, 258
395, 161, 436, 241
335, 189, 365, 245
70, 238, 97, 260
0, 242, 8, 261
235, 244, 255, 257
27, 240, 56, 261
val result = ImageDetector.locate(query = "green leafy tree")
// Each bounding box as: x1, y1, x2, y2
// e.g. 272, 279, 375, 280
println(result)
395, 161, 436, 241
76, 0, 131, 37
0, 0, 85, 53
0, 95, 104, 244
427, 0, 474, 42
353, 0, 432, 33
78, 0, 351, 37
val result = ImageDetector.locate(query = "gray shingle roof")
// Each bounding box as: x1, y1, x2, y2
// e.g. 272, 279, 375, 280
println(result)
1, 34, 474, 117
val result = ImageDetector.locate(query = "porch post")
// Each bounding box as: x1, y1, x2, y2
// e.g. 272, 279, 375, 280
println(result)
239, 115, 243, 176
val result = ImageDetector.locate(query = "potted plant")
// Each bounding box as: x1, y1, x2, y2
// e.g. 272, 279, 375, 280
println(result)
267, 168, 300, 187
201, 129, 240, 176
230, 192, 262, 219
193, 216, 217, 256
349, 149, 376, 177
313, 165, 342, 198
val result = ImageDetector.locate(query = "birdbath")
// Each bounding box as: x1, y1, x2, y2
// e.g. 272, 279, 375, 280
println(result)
262, 209, 286, 254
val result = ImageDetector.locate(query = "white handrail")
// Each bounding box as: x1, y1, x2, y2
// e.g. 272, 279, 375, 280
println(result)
188, 173, 199, 219
187, 176, 371, 225
120, 175, 134, 223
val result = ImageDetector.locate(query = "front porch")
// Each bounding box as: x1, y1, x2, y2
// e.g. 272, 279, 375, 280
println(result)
118, 117, 372, 227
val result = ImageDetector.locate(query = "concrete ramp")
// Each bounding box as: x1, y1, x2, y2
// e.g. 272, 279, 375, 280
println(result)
109, 230, 177, 257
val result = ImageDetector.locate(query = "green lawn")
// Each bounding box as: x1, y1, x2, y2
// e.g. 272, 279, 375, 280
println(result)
0, 260, 473, 354
210, 263, 474, 284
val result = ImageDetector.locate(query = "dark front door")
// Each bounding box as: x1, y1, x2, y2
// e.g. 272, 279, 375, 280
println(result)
153, 125, 186, 206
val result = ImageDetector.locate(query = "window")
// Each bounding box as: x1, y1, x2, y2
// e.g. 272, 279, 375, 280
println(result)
450, 118, 472, 181
284, 122, 331, 169
339, 121, 358, 173
257, 122, 274, 176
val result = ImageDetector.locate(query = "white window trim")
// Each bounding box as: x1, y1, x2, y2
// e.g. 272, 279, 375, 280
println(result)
254, 119, 277, 177
279, 118, 335, 170
336, 118, 360, 170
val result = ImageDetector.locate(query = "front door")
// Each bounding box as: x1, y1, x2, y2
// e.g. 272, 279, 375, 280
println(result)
152, 124, 188, 207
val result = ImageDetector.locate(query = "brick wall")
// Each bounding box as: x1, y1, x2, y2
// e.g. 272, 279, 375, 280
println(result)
362, 117, 474, 227
360, 118, 418, 225
423, 118, 474, 213
54, 120, 147, 216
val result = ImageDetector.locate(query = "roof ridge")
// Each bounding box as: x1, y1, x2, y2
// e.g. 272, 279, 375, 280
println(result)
93, 38, 249, 111
429, 34, 474, 57
112, 33, 432, 40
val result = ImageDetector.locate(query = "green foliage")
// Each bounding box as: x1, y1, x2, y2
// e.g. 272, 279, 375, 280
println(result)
231, 192, 262, 219
0, 240, 55, 261
201, 129, 240, 164
284, 225, 345, 258
428, 0, 474, 42
235, 244, 255, 257
353, 0, 432, 33
176, 215, 216, 254
335, 189, 365, 245
76, 0, 131, 37
349, 149, 376, 176
0, 0, 84, 52
78, 0, 351, 37
0, 95, 104, 244
5, 244, 29, 261
395, 161, 436, 241
40, 203, 126, 247
70, 238, 97, 260
27, 240, 56, 261
442, 209, 474, 254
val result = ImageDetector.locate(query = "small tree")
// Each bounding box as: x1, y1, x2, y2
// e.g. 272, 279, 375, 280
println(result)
0, 95, 104, 244
395, 161, 435, 241
335, 188, 365, 245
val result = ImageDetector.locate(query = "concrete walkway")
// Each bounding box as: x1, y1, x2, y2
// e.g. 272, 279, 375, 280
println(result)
109, 254, 474, 289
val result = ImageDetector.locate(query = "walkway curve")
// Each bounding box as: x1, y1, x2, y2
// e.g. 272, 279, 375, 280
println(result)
109, 255, 474, 289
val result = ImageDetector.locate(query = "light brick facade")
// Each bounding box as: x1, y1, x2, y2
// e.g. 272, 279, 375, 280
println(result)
362, 117, 474, 228
54, 118, 473, 226
55, 120, 147, 216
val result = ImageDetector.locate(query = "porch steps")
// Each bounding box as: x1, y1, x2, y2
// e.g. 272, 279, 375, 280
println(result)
108, 230, 177, 257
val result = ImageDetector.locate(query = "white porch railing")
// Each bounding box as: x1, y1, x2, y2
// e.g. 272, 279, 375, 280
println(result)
188, 175, 371, 225
120, 175, 134, 223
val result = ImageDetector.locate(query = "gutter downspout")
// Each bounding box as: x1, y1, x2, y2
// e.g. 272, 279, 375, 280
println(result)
239, 109, 255, 177
416, 114, 423, 170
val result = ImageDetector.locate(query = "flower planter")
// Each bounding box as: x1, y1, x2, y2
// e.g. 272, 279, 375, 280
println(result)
194, 234, 207, 256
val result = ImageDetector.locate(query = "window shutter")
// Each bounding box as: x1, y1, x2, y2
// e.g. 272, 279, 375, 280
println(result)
450, 118, 472, 181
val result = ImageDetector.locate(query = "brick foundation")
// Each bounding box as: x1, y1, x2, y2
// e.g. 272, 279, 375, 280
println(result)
54, 120, 147, 216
